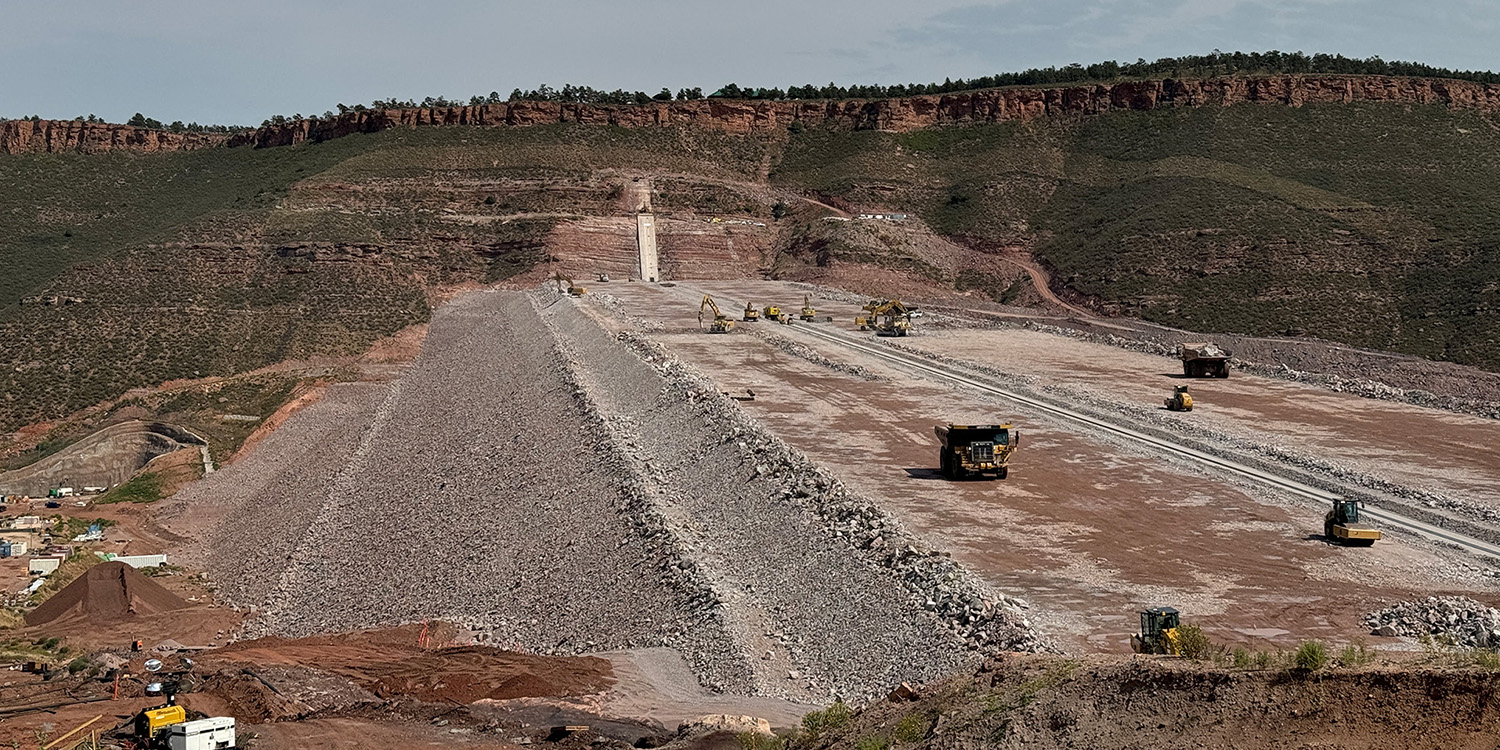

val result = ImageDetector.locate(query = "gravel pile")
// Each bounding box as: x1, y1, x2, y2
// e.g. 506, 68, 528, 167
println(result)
754, 331, 881, 381
1364, 597, 1500, 647
198, 291, 728, 673
542, 296, 1046, 700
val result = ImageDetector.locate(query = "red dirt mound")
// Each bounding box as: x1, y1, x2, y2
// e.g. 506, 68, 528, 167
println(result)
25, 561, 188, 626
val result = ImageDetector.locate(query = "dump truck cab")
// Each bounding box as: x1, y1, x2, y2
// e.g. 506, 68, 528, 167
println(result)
1325, 498, 1381, 546
1130, 606, 1182, 655
1181, 342, 1230, 378
935, 423, 1019, 480
1165, 385, 1194, 411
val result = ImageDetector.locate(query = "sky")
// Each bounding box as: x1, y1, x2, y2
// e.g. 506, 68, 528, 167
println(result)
1, 0, 1495, 126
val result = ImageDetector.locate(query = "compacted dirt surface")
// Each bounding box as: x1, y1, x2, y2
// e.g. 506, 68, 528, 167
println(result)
592, 280, 1500, 653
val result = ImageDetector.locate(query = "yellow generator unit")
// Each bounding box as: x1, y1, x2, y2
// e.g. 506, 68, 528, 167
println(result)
743, 303, 760, 322
934, 423, 1019, 479
136, 704, 188, 744
1165, 385, 1193, 412
1325, 498, 1381, 546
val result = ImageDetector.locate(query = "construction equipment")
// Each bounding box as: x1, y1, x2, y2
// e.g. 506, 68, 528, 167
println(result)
135, 705, 188, 747
597, 273, 611, 283
743, 302, 760, 322
799, 294, 817, 322
856, 299, 913, 336
1180, 342, 1230, 378
1325, 498, 1381, 546
762, 304, 790, 323
699, 295, 735, 334
553, 272, 586, 297
1131, 606, 1182, 655
934, 423, 1019, 480
1164, 385, 1194, 412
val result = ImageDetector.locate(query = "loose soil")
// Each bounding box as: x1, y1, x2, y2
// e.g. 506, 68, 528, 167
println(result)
25, 562, 186, 627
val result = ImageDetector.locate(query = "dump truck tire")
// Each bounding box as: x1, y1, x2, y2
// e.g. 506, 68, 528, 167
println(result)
996, 467, 1009, 480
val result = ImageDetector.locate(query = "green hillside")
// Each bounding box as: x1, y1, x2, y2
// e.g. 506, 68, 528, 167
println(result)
773, 102, 1500, 369
5, 97, 1500, 434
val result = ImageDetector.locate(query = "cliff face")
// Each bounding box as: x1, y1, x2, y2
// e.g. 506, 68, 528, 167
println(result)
7, 74, 1500, 155
0, 119, 226, 154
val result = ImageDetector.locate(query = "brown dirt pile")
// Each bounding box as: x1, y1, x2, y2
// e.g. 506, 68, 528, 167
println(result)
24, 561, 188, 626
201, 625, 614, 705
815, 654, 1500, 750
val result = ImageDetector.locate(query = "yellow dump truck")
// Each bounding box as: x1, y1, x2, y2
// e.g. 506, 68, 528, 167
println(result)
935, 423, 1019, 479
1180, 342, 1230, 378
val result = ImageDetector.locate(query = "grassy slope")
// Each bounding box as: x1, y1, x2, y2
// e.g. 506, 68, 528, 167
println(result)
772, 103, 1500, 370
0, 125, 776, 434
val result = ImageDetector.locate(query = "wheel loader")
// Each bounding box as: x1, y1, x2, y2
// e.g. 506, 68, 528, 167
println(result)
1324, 498, 1381, 546
699, 295, 735, 333
1131, 606, 1182, 655
1165, 385, 1193, 411
743, 302, 760, 322
935, 423, 1019, 479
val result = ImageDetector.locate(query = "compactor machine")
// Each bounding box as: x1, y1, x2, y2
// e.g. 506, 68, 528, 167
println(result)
1180, 342, 1230, 378
799, 294, 818, 322
743, 303, 760, 322
935, 423, 1019, 479
1131, 606, 1182, 655
1324, 498, 1381, 546
554, 273, 586, 297
1165, 385, 1193, 412
699, 295, 736, 334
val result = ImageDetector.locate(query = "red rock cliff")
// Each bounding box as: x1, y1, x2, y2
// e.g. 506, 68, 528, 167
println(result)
0, 119, 227, 154
7, 75, 1499, 155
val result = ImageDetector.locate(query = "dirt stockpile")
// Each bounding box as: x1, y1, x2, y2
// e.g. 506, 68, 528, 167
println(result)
813, 654, 1500, 750
205, 626, 613, 705
543, 296, 1042, 701
25, 561, 188, 626
1364, 596, 1500, 647
185, 290, 736, 682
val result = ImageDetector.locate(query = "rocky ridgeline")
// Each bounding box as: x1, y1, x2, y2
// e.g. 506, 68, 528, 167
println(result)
1364, 597, 1500, 647
10, 75, 1500, 154
616, 330, 1048, 657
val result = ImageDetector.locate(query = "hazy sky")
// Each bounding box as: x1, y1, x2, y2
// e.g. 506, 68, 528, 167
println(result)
2, 0, 1495, 125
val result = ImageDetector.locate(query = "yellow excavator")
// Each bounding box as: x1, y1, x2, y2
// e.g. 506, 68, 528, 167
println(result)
554, 272, 586, 296
1130, 606, 1182, 655
699, 295, 735, 333
856, 299, 913, 336
1165, 385, 1193, 412
743, 302, 761, 322
800, 294, 817, 322
1325, 498, 1381, 546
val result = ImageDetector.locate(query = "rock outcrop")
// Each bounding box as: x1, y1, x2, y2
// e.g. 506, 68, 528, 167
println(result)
0, 119, 226, 154
7, 74, 1500, 155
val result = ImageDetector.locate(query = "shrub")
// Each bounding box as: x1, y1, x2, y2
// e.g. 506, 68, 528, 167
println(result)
892, 713, 930, 743
1175, 624, 1215, 660
1338, 640, 1376, 667
855, 735, 889, 750
1294, 641, 1330, 671
799, 699, 852, 740
1232, 647, 1251, 669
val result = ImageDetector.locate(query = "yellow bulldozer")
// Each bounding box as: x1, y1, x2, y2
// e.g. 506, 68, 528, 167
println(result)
935, 423, 1019, 479
799, 294, 818, 322
1165, 385, 1193, 412
554, 272, 586, 297
856, 299, 913, 336
1325, 498, 1381, 546
743, 302, 761, 322
699, 295, 735, 334
1130, 606, 1182, 655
